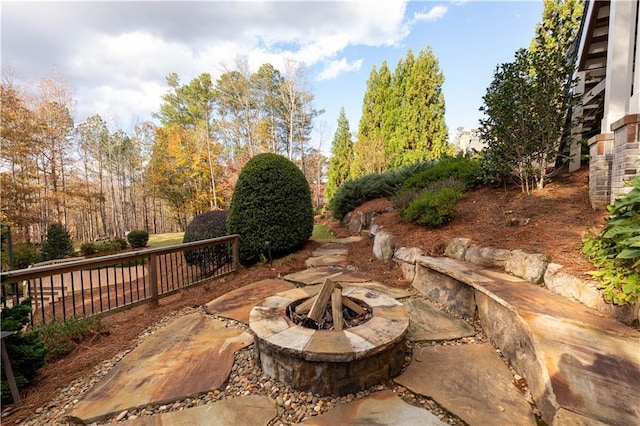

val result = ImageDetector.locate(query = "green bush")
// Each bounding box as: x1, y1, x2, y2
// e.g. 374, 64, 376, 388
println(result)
393, 177, 466, 211
1, 299, 47, 404
329, 161, 433, 220
127, 230, 149, 248
402, 156, 480, 191
183, 210, 230, 274
114, 237, 128, 250
36, 315, 107, 361
582, 176, 640, 305
41, 223, 74, 261
400, 186, 464, 227
95, 239, 122, 255
80, 242, 98, 256
227, 153, 314, 264
13, 243, 41, 269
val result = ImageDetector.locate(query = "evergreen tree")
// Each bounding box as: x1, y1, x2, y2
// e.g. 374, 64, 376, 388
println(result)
479, 0, 583, 191
387, 48, 451, 167
325, 107, 354, 203
41, 223, 74, 260
353, 62, 392, 177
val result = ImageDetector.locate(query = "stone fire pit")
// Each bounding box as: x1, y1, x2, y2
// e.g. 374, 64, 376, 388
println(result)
249, 282, 409, 395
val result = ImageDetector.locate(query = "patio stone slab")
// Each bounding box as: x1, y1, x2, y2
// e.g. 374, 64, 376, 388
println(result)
284, 267, 371, 285
204, 279, 295, 324
332, 236, 363, 244
311, 243, 349, 257
68, 314, 253, 424
395, 343, 536, 426
344, 282, 412, 300
404, 297, 476, 341
304, 255, 349, 267
301, 389, 446, 425
126, 395, 276, 426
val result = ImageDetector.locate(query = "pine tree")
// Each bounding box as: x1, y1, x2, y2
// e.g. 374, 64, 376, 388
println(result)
325, 107, 354, 203
353, 62, 392, 177
387, 48, 451, 167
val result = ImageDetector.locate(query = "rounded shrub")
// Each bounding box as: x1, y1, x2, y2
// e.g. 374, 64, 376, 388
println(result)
13, 243, 41, 269
41, 223, 74, 261
183, 210, 230, 274
400, 186, 464, 227
80, 242, 98, 256
127, 230, 149, 248
227, 153, 314, 264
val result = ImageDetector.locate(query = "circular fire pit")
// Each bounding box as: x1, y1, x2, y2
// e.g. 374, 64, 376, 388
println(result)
249, 284, 409, 396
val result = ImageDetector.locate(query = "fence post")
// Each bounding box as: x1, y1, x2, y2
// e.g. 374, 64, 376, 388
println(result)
232, 236, 239, 272
149, 253, 159, 306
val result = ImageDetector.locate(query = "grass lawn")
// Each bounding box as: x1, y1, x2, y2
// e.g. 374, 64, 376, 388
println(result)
311, 224, 333, 243
148, 232, 185, 248
147, 225, 329, 249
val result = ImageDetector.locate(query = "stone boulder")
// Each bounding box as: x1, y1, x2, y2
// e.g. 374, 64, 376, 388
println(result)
444, 238, 472, 260
505, 249, 550, 284
343, 211, 375, 234
464, 245, 511, 269
394, 247, 424, 282
373, 230, 396, 262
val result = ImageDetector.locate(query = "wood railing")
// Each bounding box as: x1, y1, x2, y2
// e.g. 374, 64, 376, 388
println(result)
0, 235, 239, 325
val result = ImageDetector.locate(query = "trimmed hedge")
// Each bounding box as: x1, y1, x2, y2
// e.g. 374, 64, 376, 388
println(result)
127, 230, 149, 248
227, 153, 314, 264
183, 210, 230, 274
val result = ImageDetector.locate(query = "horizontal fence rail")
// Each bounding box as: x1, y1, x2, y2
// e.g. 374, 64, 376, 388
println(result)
1, 235, 239, 325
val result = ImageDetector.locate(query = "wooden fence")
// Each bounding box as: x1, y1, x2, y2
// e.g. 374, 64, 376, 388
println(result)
0, 235, 239, 325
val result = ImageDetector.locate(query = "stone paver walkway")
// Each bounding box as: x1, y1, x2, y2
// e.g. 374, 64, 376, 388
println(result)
61, 238, 638, 426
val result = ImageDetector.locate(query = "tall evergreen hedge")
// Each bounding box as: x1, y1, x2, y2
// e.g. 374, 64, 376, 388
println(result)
227, 153, 314, 264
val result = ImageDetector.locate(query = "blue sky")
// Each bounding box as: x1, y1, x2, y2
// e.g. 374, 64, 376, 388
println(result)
2, 1, 543, 152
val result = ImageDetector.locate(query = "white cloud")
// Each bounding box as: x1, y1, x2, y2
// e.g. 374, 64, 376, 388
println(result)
318, 58, 364, 81
2, 1, 412, 126
413, 5, 449, 23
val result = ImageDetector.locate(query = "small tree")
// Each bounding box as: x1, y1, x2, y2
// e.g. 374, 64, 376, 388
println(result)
479, 0, 583, 192
41, 223, 74, 261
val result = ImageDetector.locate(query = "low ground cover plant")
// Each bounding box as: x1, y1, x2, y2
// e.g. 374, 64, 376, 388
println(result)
582, 176, 640, 305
